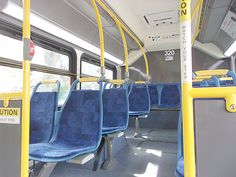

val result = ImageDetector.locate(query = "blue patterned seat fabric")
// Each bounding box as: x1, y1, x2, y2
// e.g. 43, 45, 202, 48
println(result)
159, 84, 180, 108
30, 92, 57, 144
29, 89, 102, 162
148, 84, 158, 108
102, 88, 129, 135
128, 84, 150, 117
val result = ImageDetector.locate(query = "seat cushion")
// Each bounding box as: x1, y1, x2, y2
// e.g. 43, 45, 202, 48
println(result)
129, 111, 149, 117
29, 141, 96, 162
102, 126, 123, 135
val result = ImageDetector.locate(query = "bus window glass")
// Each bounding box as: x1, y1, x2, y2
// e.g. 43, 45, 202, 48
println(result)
31, 72, 70, 105
0, 34, 70, 70
81, 61, 114, 89
0, 65, 70, 104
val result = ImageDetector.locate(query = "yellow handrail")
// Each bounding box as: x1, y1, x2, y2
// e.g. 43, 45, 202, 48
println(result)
0, 92, 22, 100
79, 77, 99, 83
109, 79, 125, 85
195, 69, 228, 77
135, 81, 146, 84
40, 80, 58, 84
22, 0, 31, 176
192, 0, 203, 44
91, 0, 105, 72
94, 0, 149, 77
113, 19, 129, 75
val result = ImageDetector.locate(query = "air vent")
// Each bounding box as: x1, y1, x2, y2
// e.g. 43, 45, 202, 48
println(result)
149, 33, 180, 42
143, 10, 179, 27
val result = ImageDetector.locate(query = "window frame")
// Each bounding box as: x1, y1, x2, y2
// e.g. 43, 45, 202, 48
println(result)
0, 20, 77, 84
80, 53, 117, 79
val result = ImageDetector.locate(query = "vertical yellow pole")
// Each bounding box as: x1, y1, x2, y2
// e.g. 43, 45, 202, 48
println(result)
22, 0, 31, 176
180, 0, 196, 177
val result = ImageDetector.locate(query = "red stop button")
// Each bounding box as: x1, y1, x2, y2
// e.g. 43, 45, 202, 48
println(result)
29, 40, 35, 58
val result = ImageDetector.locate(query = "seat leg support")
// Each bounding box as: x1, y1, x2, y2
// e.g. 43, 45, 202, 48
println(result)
30, 163, 57, 177
93, 137, 105, 171
134, 117, 142, 138
102, 136, 114, 170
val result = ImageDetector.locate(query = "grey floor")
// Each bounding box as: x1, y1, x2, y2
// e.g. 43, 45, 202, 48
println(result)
50, 128, 178, 177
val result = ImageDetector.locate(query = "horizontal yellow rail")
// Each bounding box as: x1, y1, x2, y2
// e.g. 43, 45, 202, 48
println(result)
109, 79, 125, 84
79, 77, 99, 83
195, 69, 228, 77
135, 81, 146, 84
191, 87, 236, 98
0, 92, 22, 100
191, 87, 236, 113
41, 80, 58, 84
193, 77, 233, 82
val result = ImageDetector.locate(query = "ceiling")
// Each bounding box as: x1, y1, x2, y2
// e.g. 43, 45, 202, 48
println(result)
5, 0, 236, 62
105, 0, 199, 52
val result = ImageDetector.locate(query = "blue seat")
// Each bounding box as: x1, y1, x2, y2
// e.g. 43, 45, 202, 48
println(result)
157, 83, 180, 108
128, 84, 150, 116
30, 81, 60, 144
29, 80, 103, 162
148, 84, 158, 108
102, 87, 129, 135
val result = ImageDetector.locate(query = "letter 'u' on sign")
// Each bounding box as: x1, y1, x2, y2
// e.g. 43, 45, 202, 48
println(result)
0, 108, 21, 124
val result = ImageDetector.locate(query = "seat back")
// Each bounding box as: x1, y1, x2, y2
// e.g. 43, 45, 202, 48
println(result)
30, 81, 60, 144
103, 87, 129, 130
148, 84, 158, 108
128, 84, 150, 113
56, 80, 102, 148
158, 83, 180, 108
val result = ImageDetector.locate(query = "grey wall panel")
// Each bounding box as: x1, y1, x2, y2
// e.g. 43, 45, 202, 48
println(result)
192, 48, 230, 71
0, 100, 21, 177
129, 50, 181, 83
194, 99, 236, 177
128, 110, 179, 130
128, 49, 230, 83
215, 29, 235, 53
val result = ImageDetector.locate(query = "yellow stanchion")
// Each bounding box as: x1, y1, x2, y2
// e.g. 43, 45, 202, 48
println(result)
180, 0, 196, 177
21, 0, 32, 176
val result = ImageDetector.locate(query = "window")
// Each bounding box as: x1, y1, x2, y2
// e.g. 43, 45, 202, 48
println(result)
0, 34, 70, 70
81, 58, 116, 90
0, 32, 76, 104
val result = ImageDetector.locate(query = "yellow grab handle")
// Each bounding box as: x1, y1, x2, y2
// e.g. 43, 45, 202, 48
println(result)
79, 77, 99, 83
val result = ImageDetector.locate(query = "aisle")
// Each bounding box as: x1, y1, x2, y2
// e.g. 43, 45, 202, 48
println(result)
51, 128, 178, 177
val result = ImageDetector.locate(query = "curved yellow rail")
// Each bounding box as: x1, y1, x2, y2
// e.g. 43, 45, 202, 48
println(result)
113, 19, 129, 74
95, 0, 149, 77
91, 0, 105, 69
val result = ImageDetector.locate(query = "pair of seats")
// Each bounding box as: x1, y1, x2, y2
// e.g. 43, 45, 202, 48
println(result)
148, 83, 181, 109
30, 80, 129, 168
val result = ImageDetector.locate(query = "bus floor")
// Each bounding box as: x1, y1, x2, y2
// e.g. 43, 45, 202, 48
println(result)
50, 128, 178, 177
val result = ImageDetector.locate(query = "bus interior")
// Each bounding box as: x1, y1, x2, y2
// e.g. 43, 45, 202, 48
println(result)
0, 0, 236, 177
